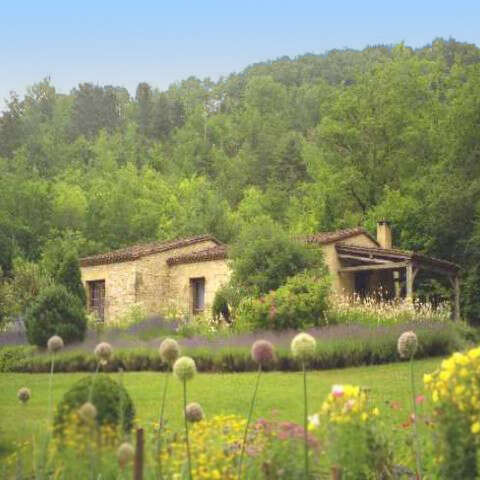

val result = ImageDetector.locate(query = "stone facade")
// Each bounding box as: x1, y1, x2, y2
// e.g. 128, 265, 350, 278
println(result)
80, 229, 395, 323
80, 236, 230, 323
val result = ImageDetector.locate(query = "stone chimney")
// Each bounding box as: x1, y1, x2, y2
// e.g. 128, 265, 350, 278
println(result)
377, 220, 392, 249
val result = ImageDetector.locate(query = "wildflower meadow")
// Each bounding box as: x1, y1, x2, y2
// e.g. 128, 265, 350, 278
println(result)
2, 328, 480, 479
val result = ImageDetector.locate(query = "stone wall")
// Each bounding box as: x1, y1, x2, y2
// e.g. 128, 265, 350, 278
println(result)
167, 259, 231, 317
134, 239, 220, 316
81, 260, 138, 322
81, 239, 221, 323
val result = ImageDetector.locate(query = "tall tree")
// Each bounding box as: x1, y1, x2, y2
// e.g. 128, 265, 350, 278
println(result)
70, 83, 120, 138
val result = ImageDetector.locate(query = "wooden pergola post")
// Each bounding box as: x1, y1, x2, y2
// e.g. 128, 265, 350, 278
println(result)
405, 263, 419, 301
393, 270, 401, 299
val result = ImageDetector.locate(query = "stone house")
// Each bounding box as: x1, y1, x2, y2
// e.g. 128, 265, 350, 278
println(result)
80, 222, 460, 323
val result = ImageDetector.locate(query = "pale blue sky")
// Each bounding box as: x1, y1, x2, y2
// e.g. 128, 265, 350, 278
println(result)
2, 0, 479, 105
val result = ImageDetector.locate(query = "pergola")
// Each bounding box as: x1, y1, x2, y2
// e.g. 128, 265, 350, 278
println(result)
336, 243, 461, 320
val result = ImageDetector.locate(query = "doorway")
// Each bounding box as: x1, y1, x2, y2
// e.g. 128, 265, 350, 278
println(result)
190, 278, 205, 314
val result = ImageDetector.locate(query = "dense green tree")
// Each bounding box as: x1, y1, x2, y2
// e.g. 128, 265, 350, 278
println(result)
54, 250, 86, 305
230, 215, 323, 295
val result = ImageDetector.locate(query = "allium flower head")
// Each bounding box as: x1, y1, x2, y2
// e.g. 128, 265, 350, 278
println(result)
173, 356, 197, 381
397, 331, 418, 359
291, 332, 317, 360
17, 387, 31, 403
117, 442, 134, 469
78, 401, 97, 422
159, 338, 180, 365
47, 335, 64, 353
251, 340, 276, 366
95, 342, 113, 364
185, 402, 204, 423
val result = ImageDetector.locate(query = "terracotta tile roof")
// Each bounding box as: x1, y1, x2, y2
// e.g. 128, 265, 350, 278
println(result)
302, 227, 380, 247
336, 243, 459, 272
80, 235, 221, 267
167, 245, 228, 266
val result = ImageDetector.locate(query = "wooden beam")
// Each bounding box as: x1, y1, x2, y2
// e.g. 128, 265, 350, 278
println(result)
338, 254, 391, 264
338, 261, 409, 273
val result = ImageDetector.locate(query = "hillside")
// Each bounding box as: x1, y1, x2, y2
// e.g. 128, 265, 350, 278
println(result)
1, 37, 480, 320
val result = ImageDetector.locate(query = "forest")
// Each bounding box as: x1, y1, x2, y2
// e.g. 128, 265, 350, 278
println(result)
1, 37, 480, 322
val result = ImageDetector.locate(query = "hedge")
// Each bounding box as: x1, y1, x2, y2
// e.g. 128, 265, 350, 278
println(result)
0, 322, 469, 373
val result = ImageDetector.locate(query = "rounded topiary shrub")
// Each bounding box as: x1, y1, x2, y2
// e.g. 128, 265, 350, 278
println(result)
25, 284, 87, 347
54, 374, 135, 434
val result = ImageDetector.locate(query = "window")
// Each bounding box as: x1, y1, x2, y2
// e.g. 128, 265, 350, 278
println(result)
190, 278, 205, 314
87, 280, 105, 321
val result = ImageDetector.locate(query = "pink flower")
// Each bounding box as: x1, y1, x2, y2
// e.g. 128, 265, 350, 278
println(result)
332, 385, 344, 398
415, 395, 425, 405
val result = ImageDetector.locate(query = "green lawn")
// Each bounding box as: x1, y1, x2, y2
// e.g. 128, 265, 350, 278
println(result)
0, 357, 441, 456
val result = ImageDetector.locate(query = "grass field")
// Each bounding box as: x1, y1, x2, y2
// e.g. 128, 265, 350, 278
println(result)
0, 356, 441, 457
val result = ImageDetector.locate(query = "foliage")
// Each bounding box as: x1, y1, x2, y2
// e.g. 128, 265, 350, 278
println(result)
54, 374, 135, 435
24, 284, 87, 347
230, 216, 324, 295
211, 283, 248, 322
235, 272, 331, 331
0, 345, 36, 372
53, 250, 86, 305
424, 346, 480, 478
112, 302, 147, 328
1, 258, 52, 323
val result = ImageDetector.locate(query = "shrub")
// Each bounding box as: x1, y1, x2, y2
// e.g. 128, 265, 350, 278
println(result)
54, 374, 135, 434
236, 272, 331, 331
25, 284, 87, 347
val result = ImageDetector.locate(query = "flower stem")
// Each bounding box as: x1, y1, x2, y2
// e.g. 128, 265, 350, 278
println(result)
156, 371, 170, 479
238, 364, 262, 479
410, 356, 422, 479
48, 354, 55, 424
303, 361, 310, 480
88, 362, 101, 403
183, 378, 192, 480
